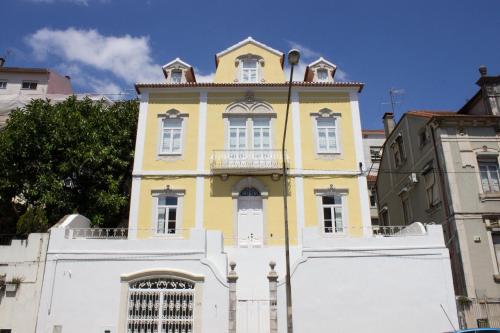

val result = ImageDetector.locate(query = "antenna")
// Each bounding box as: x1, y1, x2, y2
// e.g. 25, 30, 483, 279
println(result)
389, 88, 405, 114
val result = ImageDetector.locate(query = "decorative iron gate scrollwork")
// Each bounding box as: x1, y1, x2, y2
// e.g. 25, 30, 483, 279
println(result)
127, 278, 195, 333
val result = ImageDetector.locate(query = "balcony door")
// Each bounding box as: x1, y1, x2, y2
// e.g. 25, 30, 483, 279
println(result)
237, 187, 263, 247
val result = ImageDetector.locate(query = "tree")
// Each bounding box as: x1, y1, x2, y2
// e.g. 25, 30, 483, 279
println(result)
0, 96, 138, 232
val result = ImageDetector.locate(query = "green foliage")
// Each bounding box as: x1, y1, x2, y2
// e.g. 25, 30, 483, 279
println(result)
16, 206, 48, 235
0, 96, 138, 230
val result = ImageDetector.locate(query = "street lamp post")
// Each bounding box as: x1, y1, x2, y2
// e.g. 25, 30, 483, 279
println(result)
282, 49, 300, 333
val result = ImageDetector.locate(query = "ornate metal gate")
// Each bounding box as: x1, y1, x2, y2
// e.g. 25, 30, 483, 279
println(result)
127, 277, 195, 333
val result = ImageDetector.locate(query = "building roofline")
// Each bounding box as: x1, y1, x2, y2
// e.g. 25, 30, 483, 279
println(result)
215, 37, 284, 68
135, 81, 364, 94
0, 67, 51, 74
307, 57, 337, 69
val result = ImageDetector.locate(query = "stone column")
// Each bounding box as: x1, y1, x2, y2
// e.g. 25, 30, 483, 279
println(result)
227, 261, 238, 333
268, 261, 278, 333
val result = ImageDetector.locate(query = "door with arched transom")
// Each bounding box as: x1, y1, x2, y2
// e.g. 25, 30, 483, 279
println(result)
237, 187, 263, 247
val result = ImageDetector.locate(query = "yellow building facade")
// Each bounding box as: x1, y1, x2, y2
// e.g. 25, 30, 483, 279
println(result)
132, 37, 372, 246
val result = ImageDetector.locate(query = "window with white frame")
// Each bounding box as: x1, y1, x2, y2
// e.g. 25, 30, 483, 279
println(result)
370, 146, 383, 162
21, 81, 37, 90
228, 118, 247, 150
252, 118, 271, 150
479, 158, 500, 193
241, 59, 258, 83
156, 196, 178, 234
317, 68, 328, 81
160, 118, 183, 154
321, 195, 344, 233
316, 117, 338, 153
171, 70, 182, 83
0, 80, 7, 89
423, 165, 440, 208
127, 277, 195, 333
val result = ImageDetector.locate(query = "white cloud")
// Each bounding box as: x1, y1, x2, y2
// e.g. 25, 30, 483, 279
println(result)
26, 28, 163, 84
286, 41, 322, 60
284, 41, 350, 82
194, 68, 214, 83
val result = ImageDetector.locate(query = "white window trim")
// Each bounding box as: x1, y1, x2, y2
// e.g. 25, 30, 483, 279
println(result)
478, 157, 500, 193
315, 188, 348, 236
151, 189, 185, 238
484, 217, 500, 280
21, 80, 38, 90
224, 116, 274, 150
234, 55, 264, 83
311, 109, 342, 157
157, 109, 189, 158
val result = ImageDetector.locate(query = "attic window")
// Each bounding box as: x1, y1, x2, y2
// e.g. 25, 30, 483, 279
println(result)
171, 70, 182, 83
241, 59, 258, 83
317, 69, 328, 81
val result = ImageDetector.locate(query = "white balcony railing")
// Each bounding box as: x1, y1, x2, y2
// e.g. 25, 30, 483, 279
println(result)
66, 227, 128, 239
210, 149, 286, 173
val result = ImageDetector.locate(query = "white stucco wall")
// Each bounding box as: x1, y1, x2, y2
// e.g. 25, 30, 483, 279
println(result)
0, 233, 49, 333
36, 224, 229, 333
275, 224, 458, 333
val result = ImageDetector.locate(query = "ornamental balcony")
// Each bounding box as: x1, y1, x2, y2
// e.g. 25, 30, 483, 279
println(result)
210, 149, 287, 175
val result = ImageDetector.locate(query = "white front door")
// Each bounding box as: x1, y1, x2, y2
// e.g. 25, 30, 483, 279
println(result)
237, 196, 263, 247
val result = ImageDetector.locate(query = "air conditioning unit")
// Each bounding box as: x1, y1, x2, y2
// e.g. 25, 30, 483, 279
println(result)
408, 173, 418, 184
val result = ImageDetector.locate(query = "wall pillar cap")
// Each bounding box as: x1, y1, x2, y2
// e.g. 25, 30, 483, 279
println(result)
267, 261, 278, 281
227, 261, 238, 282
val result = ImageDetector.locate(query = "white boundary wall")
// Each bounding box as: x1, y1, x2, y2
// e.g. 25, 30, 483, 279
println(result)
276, 224, 459, 333
35, 215, 229, 333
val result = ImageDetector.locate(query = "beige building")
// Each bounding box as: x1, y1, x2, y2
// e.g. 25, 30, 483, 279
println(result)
362, 129, 385, 226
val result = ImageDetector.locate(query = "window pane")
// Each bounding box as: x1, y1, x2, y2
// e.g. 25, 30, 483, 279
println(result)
334, 209, 343, 232
327, 128, 337, 150
317, 69, 328, 81
262, 129, 270, 148
164, 197, 178, 205
172, 129, 181, 152
157, 208, 166, 233
317, 118, 335, 127
238, 129, 246, 148
253, 129, 261, 148
242, 59, 257, 68
318, 129, 327, 150
480, 166, 491, 192
322, 195, 341, 205
229, 128, 237, 149
323, 208, 332, 233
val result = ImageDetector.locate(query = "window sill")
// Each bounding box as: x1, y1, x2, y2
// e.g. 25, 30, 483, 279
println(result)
479, 192, 500, 201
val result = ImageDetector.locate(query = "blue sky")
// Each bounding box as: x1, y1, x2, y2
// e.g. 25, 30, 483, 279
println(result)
1, 0, 499, 128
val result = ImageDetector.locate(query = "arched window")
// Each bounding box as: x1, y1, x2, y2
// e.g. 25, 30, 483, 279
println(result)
239, 187, 261, 196
127, 277, 195, 333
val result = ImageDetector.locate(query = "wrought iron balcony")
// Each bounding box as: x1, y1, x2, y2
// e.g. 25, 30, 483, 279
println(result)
210, 149, 287, 174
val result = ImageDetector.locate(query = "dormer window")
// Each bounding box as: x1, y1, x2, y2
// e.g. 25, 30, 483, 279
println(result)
241, 59, 258, 83
317, 68, 328, 81
171, 70, 182, 83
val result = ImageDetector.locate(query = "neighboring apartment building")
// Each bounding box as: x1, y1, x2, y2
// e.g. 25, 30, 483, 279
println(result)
362, 129, 385, 225
0, 233, 49, 333
0, 58, 112, 126
376, 67, 500, 328
34, 38, 458, 333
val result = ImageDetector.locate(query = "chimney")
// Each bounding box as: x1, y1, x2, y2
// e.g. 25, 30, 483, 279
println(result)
479, 65, 487, 77
0, 58, 5, 67
383, 112, 395, 137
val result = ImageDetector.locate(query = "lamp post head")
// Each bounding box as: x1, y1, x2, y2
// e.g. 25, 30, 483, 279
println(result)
287, 49, 300, 66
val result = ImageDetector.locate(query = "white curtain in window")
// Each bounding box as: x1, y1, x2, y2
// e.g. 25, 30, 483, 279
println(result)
161, 118, 182, 154
229, 118, 247, 150
241, 59, 258, 82
317, 118, 337, 153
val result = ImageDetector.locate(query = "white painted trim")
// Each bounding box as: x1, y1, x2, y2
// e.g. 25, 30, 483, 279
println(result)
162, 57, 192, 69
291, 90, 305, 245
350, 91, 372, 236
486, 229, 500, 276
216, 36, 283, 58
138, 86, 361, 95
132, 169, 362, 177
195, 92, 208, 229
132, 92, 149, 173
128, 177, 141, 239
308, 57, 337, 69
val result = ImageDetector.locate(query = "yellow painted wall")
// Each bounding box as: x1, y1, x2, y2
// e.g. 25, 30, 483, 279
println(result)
204, 175, 297, 246
214, 43, 285, 83
142, 93, 200, 171
205, 91, 295, 169
299, 92, 358, 171
302, 177, 364, 237
136, 177, 197, 239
